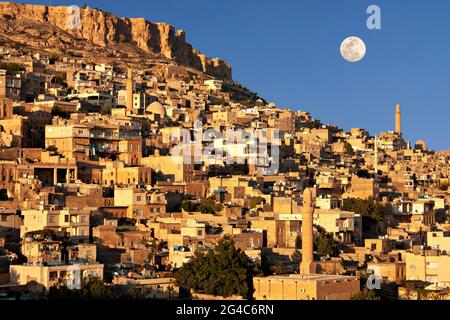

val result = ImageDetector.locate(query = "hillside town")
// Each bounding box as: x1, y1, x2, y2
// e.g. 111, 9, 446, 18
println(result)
0, 2, 449, 301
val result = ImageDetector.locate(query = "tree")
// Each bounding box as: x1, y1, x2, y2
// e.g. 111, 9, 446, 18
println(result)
295, 235, 302, 250
175, 237, 254, 298
51, 106, 70, 118
0, 62, 25, 75
46, 145, 58, 153
46, 279, 119, 300
182, 197, 223, 214
356, 169, 371, 179
181, 200, 198, 212
342, 197, 386, 237
270, 264, 290, 275
344, 142, 354, 156
342, 197, 384, 222
0, 189, 8, 201
314, 230, 340, 257
351, 288, 381, 300
49, 54, 59, 65
249, 196, 263, 209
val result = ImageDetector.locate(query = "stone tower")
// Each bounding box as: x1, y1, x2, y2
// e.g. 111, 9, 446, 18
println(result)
395, 104, 401, 134
300, 188, 316, 275
126, 69, 134, 114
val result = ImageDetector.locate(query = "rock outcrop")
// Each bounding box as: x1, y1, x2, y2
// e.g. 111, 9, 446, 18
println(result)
0, 2, 232, 80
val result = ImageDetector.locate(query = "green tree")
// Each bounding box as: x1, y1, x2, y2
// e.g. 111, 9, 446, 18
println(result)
181, 200, 198, 212
351, 288, 381, 300
270, 264, 290, 275
342, 197, 386, 237
314, 230, 340, 257
100, 105, 112, 115
0, 62, 25, 75
342, 197, 384, 222
344, 142, 354, 156
249, 196, 263, 209
84, 279, 118, 299
49, 54, 59, 65
295, 235, 302, 250
51, 106, 70, 118
175, 237, 254, 298
198, 197, 223, 214
45, 145, 58, 153
182, 197, 223, 214
46, 279, 119, 300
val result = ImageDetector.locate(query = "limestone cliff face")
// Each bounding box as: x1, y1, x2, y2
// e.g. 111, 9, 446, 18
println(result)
0, 2, 232, 80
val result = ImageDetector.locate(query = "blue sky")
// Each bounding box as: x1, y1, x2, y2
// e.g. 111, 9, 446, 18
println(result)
18, 0, 450, 150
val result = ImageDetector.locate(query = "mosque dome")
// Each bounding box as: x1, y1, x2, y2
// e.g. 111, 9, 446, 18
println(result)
146, 101, 166, 116
414, 139, 427, 150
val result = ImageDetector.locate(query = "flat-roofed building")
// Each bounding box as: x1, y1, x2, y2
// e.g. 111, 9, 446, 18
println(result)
21, 206, 90, 241
405, 250, 450, 284
428, 231, 450, 252
10, 262, 103, 290
253, 274, 359, 300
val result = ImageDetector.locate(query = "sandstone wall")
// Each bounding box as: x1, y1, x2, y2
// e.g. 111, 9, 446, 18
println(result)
0, 2, 232, 80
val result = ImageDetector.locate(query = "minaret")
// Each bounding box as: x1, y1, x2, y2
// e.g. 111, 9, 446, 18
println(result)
374, 135, 378, 178
395, 104, 401, 134
126, 69, 134, 114
300, 187, 316, 275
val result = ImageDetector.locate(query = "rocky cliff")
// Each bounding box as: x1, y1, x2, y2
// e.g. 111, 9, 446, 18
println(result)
0, 2, 232, 80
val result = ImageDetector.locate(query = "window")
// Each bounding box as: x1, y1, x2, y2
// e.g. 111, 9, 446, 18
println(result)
1, 215, 7, 222
137, 196, 142, 202
49, 216, 56, 224
197, 230, 203, 236
64, 215, 69, 223
49, 271, 58, 280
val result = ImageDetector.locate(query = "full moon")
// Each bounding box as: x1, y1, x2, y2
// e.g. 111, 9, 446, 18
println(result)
340, 36, 366, 62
